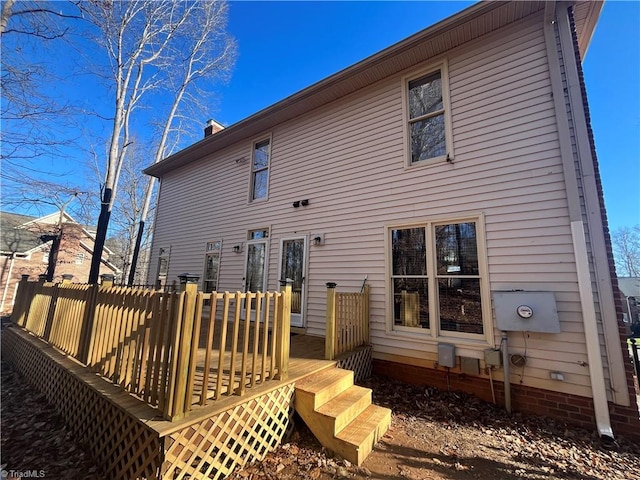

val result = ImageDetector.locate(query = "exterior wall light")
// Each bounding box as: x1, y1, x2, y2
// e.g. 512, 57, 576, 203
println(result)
233, 244, 243, 253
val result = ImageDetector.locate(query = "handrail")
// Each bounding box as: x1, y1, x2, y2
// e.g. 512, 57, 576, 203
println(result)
325, 283, 370, 360
10, 277, 292, 422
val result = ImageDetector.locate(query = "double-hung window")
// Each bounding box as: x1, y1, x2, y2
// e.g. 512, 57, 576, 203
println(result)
389, 216, 490, 342
404, 63, 452, 165
251, 138, 270, 201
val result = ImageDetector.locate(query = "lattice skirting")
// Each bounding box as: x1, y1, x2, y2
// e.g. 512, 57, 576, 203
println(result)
2, 327, 297, 480
162, 384, 295, 480
336, 345, 372, 383
2, 327, 163, 480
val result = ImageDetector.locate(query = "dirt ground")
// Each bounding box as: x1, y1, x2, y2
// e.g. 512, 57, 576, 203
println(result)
1, 358, 639, 479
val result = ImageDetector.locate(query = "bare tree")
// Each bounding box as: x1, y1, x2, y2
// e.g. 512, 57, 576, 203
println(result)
612, 225, 640, 277
127, 0, 236, 284
1, 1, 84, 191
107, 143, 156, 284
79, 0, 236, 283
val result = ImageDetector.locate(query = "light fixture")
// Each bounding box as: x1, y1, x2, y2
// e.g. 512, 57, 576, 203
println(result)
292, 201, 300, 208
301, 199, 309, 206
312, 234, 324, 246
313, 236, 321, 245
233, 244, 242, 253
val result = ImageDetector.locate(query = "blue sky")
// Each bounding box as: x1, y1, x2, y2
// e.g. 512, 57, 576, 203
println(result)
4, 1, 639, 233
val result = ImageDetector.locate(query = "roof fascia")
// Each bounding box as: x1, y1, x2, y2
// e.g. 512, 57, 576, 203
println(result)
573, 1, 603, 58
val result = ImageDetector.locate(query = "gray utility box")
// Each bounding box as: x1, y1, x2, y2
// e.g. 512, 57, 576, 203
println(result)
438, 343, 456, 367
493, 291, 560, 333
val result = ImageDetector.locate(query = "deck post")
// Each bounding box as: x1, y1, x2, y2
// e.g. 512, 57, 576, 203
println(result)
363, 284, 370, 344
276, 280, 292, 380
325, 282, 337, 360
61, 274, 74, 284
170, 274, 200, 421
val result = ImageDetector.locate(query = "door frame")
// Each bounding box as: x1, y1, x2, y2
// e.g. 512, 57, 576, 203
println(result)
277, 235, 308, 328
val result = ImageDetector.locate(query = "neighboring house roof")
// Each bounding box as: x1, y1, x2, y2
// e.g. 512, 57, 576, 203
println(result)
0, 211, 51, 254
21, 210, 76, 227
618, 278, 640, 299
0, 211, 115, 263
144, 0, 602, 179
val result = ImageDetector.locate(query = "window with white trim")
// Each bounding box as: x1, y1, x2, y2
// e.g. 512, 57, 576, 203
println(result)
251, 138, 270, 201
75, 253, 85, 265
203, 241, 221, 293
389, 217, 488, 340
404, 63, 452, 165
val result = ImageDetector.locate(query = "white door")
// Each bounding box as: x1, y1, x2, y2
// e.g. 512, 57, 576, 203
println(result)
279, 237, 307, 328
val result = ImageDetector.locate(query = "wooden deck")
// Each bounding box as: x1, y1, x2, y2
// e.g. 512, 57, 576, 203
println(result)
4, 326, 336, 478
6, 281, 374, 479
149, 329, 335, 436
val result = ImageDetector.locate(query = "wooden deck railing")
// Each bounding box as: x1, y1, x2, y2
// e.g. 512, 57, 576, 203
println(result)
325, 283, 370, 360
11, 277, 292, 421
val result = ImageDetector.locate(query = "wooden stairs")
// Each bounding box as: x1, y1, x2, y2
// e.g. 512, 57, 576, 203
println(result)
294, 368, 391, 466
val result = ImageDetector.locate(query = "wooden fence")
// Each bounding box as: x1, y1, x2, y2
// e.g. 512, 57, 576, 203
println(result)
11, 278, 292, 421
325, 284, 370, 359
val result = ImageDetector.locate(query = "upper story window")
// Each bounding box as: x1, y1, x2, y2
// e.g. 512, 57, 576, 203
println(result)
75, 253, 85, 265
389, 215, 491, 344
251, 138, 271, 201
404, 62, 453, 165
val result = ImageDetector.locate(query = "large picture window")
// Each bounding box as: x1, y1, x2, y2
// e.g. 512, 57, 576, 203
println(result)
389, 217, 488, 340
251, 138, 270, 201
404, 63, 452, 165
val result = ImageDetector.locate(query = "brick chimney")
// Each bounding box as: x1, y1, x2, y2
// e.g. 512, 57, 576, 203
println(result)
204, 119, 225, 137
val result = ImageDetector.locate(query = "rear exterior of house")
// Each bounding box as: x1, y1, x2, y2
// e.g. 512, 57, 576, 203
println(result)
145, 1, 639, 438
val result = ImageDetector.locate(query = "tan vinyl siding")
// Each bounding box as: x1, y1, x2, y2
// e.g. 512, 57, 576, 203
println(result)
150, 14, 595, 397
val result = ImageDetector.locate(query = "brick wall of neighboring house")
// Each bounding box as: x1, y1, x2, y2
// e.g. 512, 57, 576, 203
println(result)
373, 359, 640, 442
0, 222, 116, 316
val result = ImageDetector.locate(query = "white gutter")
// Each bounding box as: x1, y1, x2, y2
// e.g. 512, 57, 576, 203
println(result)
572, 220, 614, 440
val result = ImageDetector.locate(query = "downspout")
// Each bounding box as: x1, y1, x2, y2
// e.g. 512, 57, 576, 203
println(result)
572, 221, 614, 440
502, 332, 511, 414
1, 253, 15, 312
544, 1, 614, 440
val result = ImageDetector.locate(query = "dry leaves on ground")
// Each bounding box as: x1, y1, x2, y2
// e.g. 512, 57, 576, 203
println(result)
2, 356, 639, 480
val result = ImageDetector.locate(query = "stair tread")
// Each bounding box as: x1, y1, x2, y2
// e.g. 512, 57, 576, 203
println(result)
335, 404, 391, 446
316, 385, 371, 418
295, 368, 353, 395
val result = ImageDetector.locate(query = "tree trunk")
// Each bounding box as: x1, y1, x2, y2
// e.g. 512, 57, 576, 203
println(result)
45, 233, 61, 282
88, 188, 112, 284
127, 219, 145, 286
